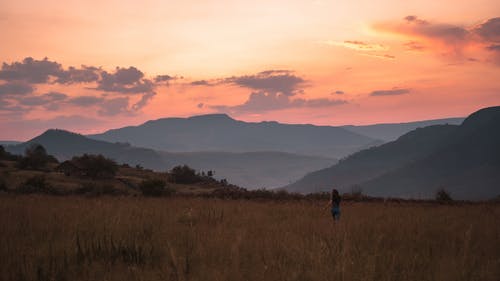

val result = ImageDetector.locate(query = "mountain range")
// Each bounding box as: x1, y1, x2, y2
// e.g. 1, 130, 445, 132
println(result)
284, 106, 500, 200
88, 114, 380, 159
341, 117, 464, 142
5, 129, 335, 188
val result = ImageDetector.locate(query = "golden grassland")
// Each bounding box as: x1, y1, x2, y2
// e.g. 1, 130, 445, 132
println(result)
0, 195, 499, 281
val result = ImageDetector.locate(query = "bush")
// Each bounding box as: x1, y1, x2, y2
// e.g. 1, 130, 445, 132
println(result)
71, 154, 118, 179
139, 179, 175, 197
169, 165, 199, 184
17, 144, 58, 170
16, 175, 58, 194
436, 188, 453, 202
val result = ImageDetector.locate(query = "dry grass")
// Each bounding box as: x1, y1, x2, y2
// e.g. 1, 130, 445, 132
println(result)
0, 195, 499, 281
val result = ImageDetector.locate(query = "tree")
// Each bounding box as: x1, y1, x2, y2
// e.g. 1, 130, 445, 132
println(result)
17, 144, 57, 170
169, 165, 199, 184
139, 179, 174, 197
71, 154, 118, 179
436, 188, 453, 202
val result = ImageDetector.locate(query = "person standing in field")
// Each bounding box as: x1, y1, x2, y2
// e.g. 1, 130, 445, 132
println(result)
330, 188, 341, 221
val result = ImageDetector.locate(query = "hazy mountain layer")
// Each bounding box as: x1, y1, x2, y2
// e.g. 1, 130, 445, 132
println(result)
342, 117, 464, 142
89, 114, 378, 159
6, 129, 335, 189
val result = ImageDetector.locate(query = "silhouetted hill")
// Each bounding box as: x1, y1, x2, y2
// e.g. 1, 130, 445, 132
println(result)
342, 117, 464, 142
284, 125, 457, 193
89, 114, 379, 159
362, 106, 500, 199
284, 106, 500, 200
7, 129, 167, 169
7, 129, 335, 189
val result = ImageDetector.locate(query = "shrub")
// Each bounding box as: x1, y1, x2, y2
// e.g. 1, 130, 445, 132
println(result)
169, 165, 199, 184
17, 144, 58, 170
436, 188, 453, 202
139, 179, 175, 197
16, 175, 58, 194
70, 154, 118, 179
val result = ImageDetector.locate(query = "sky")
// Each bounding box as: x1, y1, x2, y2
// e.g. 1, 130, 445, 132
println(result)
0, 0, 499, 140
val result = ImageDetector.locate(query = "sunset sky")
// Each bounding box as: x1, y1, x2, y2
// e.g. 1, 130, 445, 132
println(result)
1, 0, 499, 140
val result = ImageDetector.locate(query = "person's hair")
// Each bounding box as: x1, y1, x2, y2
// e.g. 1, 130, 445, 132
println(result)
332, 188, 340, 202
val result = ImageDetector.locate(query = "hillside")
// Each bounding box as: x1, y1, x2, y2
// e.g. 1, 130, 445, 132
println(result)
342, 117, 464, 142
6, 129, 335, 189
284, 106, 500, 200
284, 125, 457, 193
89, 114, 378, 159
361, 106, 500, 200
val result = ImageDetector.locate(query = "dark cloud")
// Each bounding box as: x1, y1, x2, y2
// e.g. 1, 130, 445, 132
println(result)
404, 15, 429, 25
332, 90, 344, 95
0, 81, 34, 96
190, 80, 212, 86
474, 17, 500, 42
16, 91, 67, 111
370, 88, 411, 96
155, 74, 176, 83
212, 91, 346, 113
69, 95, 105, 106
97, 97, 131, 116
0, 57, 63, 83
197, 103, 204, 108
55, 66, 100, 84
223, 70, 305, 96
97, 67, 154, 94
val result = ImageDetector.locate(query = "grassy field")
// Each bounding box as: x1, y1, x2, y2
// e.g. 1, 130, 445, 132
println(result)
0, 195, 499, 281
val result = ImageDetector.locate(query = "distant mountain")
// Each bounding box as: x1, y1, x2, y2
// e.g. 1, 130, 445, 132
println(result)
284, 106, 500, 200
7, 129, 166, 169
0, 141, 22, 146
88, 114, 379, 159
7, 129, 335, 189
342, 117, 464, 142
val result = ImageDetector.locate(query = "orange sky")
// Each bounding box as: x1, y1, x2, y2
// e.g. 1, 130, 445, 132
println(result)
0, 0, 499, 140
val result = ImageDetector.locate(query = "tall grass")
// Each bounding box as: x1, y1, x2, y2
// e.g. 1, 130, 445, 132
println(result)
0, 195, 498, 281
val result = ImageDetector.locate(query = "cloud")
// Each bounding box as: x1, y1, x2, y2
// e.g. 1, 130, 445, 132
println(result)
55, 66, 100, 84
212, 91, 346, 114
97, 97, 131, 116
222, 70, 305, 96
68, 95, 105, 107
97, 66, 154, 94
197, 103, 204, 108
0, 81, 34, 96
18, 92, 68, 107
332, 90, 344, 95
190, 80, 212, 86
370, 88, 411, 96
0, 57, 170, 116
0, 57, 63, 83
154, 74, 177, 84
375, 16, 500, 64
473, 17, 500, 42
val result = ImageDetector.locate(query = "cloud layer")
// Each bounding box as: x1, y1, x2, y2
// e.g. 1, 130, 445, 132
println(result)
375, 16, 500, 64
0, 57, 173, 117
